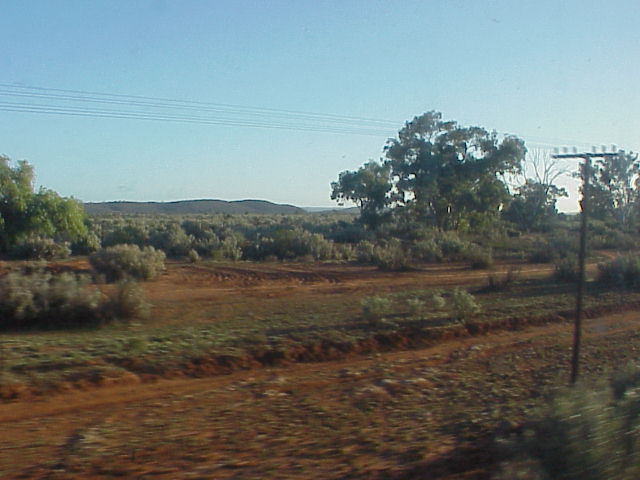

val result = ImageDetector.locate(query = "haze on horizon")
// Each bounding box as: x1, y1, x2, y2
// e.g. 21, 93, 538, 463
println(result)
1, 0, 638, 213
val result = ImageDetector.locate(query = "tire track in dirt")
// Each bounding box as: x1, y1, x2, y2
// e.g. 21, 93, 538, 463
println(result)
2, 310, 640, 479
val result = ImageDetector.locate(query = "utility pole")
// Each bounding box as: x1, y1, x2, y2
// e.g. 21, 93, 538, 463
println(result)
552, 148, 619, 384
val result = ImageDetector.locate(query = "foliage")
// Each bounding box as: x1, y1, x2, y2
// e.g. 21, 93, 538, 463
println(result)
462, 245, 493, 269
504, 180, 567, 232
429, 289, 447, 310
405, 297, 426, 317
9, 235, 71, 260
89, 244, 166, 282
449, 288, 480, 321
410, 238, 443, 262
355, 240, 376, 263
384, 111, 526, 230
331, 160, 392, 229
187, 249, 200, 263
361, 296, 392, 324
500, 367, 640, 480
528, 231, 579, 264
0, 156, 90, 252
0, 270, 149, 330
371, 238, 410, 271
0, 271, 102, 329
554, 257, 579, 282
586, 151, 640, 229
149, 222, 194, 257
103, 280, 150, 321
598, 255, 640, 288
245, 227, 333, 261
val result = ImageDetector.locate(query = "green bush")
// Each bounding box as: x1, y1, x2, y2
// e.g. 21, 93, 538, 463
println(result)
436, 231, 469, 258
554, 257, 579, 282
103, 280, 150, 321
463, 245, 493, 269
528, 244, 555, 264
498, 367, 640, 480
70, 231, 101, 255
0, 271, 149, 330
361, 296, 392, 324
9, 236, 71, 260
89, 244, 166, 282
187, 249, 200, 263
429, 289, 446, 310
411, 239, 443, 262
372, 239, 410, 271
598, 255, 640, 289
149, 223, 194, 257
449, 288, 480, 322
405, 297, 426, 317
355, 240, 376, 263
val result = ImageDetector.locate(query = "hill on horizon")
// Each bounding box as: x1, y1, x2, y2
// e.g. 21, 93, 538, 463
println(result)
84, 199, 305, 216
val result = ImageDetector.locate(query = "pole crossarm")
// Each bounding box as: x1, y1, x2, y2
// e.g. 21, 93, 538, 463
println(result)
552, 152, 619, 159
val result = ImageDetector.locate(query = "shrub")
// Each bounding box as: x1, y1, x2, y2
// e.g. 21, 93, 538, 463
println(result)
361, 296, 392, 324
9, 236, 71, 260
0, 271, 102, 329
149, 223, 194, 257
411, 239, 443, 262
102, 224, 149, 248
334, 243, 355, 262
372, 239, 410, 271
497, 367, 640, 480
103, 280, 150, 321
463, 245, 493, 269
554, 257, 579, 282
429, 289, 447, 310
405, 297, 426, 317
252, 228, 333, 261
89, 244, 166, 282
598, 255, 640, 289
449, 288, 480, 322
436, 231, 469, 258
70, 231, 101, 254
355, 240, 376, 264
219, 236, 243, 261
187, 249, 200, 263
0, 271, 150, 330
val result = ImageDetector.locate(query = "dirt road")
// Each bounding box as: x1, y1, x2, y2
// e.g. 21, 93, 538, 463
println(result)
2, 308, 639, 479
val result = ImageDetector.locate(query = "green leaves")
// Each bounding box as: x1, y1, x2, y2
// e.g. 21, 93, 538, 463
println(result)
331, 160, 392, 229
0, 156, 90, 252
386, 113, 526, 230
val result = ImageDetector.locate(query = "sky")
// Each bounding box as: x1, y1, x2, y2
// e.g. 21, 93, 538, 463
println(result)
0, 0, 638, 211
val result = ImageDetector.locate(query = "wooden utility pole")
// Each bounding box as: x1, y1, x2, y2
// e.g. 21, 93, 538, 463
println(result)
552, 150, 619, 384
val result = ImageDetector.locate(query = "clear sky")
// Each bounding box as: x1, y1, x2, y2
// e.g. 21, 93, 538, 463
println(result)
1, 0, 638, 210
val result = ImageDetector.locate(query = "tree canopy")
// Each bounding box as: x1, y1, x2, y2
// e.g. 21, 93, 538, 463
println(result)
587, 151, 639, 228
0, 155, 89, 252
331, 111, 527, 231
331, 160, 392, 229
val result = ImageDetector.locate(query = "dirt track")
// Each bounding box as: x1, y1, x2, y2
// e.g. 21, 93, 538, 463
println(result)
2, 307, 639, 479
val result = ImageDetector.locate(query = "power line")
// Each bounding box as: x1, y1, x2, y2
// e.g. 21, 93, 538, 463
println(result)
0, 84, 400, 128
0, 84, 626, 149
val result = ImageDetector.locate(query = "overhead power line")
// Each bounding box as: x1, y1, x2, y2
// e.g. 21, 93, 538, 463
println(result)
0, 84, 399, 134
0, 84, 621, 149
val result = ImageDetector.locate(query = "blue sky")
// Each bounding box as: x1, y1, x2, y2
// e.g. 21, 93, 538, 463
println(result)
1, 0, 638, 210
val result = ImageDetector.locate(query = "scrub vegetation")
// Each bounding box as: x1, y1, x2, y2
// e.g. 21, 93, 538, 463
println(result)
1, 112, 640, 479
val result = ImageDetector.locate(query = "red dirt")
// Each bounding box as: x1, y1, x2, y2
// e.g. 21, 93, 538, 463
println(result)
2, 308, 640, 479
0, 256, 635, 479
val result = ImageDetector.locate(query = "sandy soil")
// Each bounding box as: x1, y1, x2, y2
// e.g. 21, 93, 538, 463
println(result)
2, 305, 639, 479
